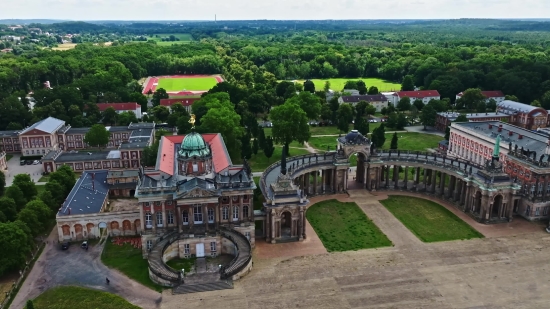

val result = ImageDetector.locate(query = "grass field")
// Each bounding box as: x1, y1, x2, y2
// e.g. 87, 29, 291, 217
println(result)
307, 199, 392, 252
248, 146, 310, 172
284, 78, 401, 92
101, 238, 162, 292
51, 43, 77, 51
380, 196, 484, 242
32, 286, 140, 309
166, 257, 196, 273
157, 77, 218, 92
381, 132, 443, 151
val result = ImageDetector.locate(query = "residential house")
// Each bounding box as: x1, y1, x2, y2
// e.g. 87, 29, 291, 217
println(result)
97, 103, 142, 119
160, 98, 200, 113
396, 90, 440, 104
435, 111, 511, 132
338, 94, 389, 112
456, 90, 505, 104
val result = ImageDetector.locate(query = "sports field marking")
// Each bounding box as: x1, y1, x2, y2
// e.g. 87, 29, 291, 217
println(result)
157, 77, 219, 92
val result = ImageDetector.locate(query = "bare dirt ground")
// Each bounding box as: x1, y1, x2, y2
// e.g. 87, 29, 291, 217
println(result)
109, 199, 140, 212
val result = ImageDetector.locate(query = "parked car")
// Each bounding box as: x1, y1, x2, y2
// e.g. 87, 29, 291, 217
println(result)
369, 119, 378, 123
81, 241, 88, 249
61, 242, 70, 250
32, 160, 40, 165
20, 160, 26, 166
25, 160, 33, 165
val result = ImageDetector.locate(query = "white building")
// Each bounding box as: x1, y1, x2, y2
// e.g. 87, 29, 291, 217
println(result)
396, 90, 440, 104
456, 91, 505, 103
97, 103, 142, 119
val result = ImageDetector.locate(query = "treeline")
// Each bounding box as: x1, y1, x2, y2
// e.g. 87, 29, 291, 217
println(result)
0, 166, 76, 276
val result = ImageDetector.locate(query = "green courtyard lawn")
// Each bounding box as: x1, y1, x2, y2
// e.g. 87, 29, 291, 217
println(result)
282, 78, 401, 92
307, 199, 392, 252
380, 196, 483, 242
101, 238, 162, 292
157, 76, 219, 92
5, 154, 12, 161
248, 146, 310, 172
166, 257, 197, 273
381, 132, 443, 152
307, 136, 340, 152
31, 286, 139, 309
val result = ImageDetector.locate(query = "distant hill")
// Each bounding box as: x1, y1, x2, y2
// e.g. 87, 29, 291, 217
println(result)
0, 19, 69, 25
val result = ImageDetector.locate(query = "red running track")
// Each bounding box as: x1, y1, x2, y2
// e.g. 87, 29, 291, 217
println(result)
141, 74, 223, 95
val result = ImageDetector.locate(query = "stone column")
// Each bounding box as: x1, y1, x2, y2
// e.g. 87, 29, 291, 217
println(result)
430, 170, 437, 193
344, 169, 348, 192
508, 198, 515, 221
480, 194, 489, 222
313, 171, 318, 195
447, 176, 455, 199
454, 179, 462, 202
439, 173, 446, 196
543, 176, 548, 200
177, 206, 182, 232
321, 170, 326, 193
385, 166, 390, 188
393, 166, 399, 189
299, 208, 305, 240
404, 166, 408, 190
332, 168, 337, 193
203, 204, 208, 231
270, 210, 276, 243
161, 202, 166, 231
139, 204, 145, 232
151, 204, 157, 234
365, 166, 370, 190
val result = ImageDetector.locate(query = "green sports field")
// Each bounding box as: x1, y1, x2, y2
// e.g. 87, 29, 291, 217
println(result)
284, 78, 401, 92
157, 77, 219, 92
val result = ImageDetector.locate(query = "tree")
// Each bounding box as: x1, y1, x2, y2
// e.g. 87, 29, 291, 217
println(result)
486, 98, 497, 111
460, 88, 486, 111
25, 200, 51, 230
371, 124, 386, 148
0, 221, 32, 276
0, 197, 17, 221
286, 91, 322, 120
455, 114, 468, 122
336, 104, 354, 133
413, 99, 424, 111
252, 138, 259, 155
476, 101, 487, 113
176, 114, 192, 134
421, 104, 437, 129
343, 80, 358, 90
367, 86, 379, 94
387, 112, 398, 129
44, 181, 65, 205
397, 113, 407, 129
38, 190, 58, 213
84, 124, 110, 149
541, 91, 550, 110
401, 75, 415, 91
152, 88, 169, 106
13, 174, 37, 200
531, 100, 541, 107
505, 94, 519, 102
26, 300, 35, 309
258, 128, 266, 149
100, 107, 117, 126
357, 80, 367, 95
263, 136, 275, 160
445, 127, 451, 141
241, 133, 252, 160
17, 208, 41, 236
397, 97, 411, 112
151, 105, 170, 122
390, 132, 398, 149
129, 92, 148, 113
366, 104, 377, 116
270, 101, 310, 152
0, 172, 4, 196
5, 185, 26, 211
304, 80, 315, 93
354, 116, 369, 135
323, 81, 331, 92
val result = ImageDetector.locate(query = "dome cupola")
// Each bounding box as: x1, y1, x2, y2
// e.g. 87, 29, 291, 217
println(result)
179, 132, 211, 158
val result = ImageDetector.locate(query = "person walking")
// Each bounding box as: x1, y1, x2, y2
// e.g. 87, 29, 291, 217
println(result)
106, 277, 110, 285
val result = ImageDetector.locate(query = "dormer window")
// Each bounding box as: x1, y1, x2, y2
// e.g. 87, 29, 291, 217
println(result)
192, 162, 198, 172
232, 196, 238, 202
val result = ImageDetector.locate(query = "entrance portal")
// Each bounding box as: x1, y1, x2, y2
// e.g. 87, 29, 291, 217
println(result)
196, 243, 205, 257
281, 211, 292, 238
492, 195, 503, 218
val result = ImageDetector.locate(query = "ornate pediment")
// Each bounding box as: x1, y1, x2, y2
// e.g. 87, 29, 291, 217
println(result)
178, 187, 218, 199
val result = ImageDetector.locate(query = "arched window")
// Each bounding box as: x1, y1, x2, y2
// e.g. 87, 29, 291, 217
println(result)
242, 205, 249, 219
167, 211, 174, 225
222, 207, 229, 220
156, 212, 163, 226
145, 212, 152, 227
232, 206, 239, 221
208, 208, 214, 223
182, 210, 189, 225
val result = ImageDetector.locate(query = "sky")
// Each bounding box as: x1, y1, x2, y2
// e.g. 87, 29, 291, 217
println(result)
1, 0, 550, 21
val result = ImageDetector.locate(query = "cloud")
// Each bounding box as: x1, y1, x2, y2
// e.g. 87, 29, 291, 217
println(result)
1, 0, 550, 20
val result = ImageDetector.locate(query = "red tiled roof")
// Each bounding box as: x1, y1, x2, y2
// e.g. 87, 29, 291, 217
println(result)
159, 133, 230, 175
457, 91, 504, 98
396, 90, 440, 98
160, 98, 200, 107
97, 102, 139, 111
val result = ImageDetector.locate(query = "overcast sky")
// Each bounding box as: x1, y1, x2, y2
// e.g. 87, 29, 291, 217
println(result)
1, 0, 550, 20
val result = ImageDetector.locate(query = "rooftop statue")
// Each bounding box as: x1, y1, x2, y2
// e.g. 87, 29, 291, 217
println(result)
189, 114, 196, 129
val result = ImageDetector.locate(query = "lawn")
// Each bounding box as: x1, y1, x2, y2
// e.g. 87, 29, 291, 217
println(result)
248, 146, 310, 172
157, 76, 219, 92
306, 199, 392, 252
380, 196, 484, 242
381, 132, 443, 151
51, 43, 77, 51
148, 33, 193, 41
101, 238, 162, 292
5, 154, 12, 161
307, 136, 339, 152
166, 257, 196, 273
31, 286, 139, 309
283, 78, 401, 92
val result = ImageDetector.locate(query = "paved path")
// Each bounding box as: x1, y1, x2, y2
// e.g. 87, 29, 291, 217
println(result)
348, 190, 422, 247
10, 228, 162, 309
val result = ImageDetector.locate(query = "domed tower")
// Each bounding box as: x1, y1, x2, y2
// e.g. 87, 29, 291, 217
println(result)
177, 132, 214, 176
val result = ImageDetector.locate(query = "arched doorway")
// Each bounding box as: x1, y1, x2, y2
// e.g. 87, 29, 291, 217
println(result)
130, 189, 136, 197
474, 191, 482, 213
74, 224, 83, 240
350, 152, 367, 190
492, 195, 503, 219
281, 211, 292, 238
86, 223, 95, 238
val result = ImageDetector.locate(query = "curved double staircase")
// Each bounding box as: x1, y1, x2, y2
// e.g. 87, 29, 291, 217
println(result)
147, 228, 252, 294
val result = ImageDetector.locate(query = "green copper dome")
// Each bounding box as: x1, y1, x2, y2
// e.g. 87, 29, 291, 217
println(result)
179, 132, 211, 158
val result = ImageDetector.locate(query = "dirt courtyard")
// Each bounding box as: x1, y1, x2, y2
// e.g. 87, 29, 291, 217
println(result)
109, 199, 139, 212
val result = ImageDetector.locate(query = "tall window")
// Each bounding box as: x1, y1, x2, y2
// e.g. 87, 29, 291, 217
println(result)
536, 207, 540, 216
544, 206, 549, 216
242, 205, 249, 220
193, 205, 203, 223
146, 240, 153, 250
182, 211, 189, 225
156, 212, 163, 226
167, 211, 174, 224
145, 212, 152, 227
222, 207, 229, 220
208, 208, 214, 223
184, 244, 190, 255
233, 206, 239, 221
525, 206, 531, 216
210, 241, 216, 252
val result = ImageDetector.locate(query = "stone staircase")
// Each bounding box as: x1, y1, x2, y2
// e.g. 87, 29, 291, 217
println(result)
220, 228, 251, 276
172, 280, 233, 295
147, 233, 180, 285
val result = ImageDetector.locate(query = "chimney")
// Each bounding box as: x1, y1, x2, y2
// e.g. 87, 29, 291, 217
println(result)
498, 127, 502, 132
68, 208, 71, 215
508, 131, 513, 136
92, 173, 95, 191
488, 124, 493, 129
